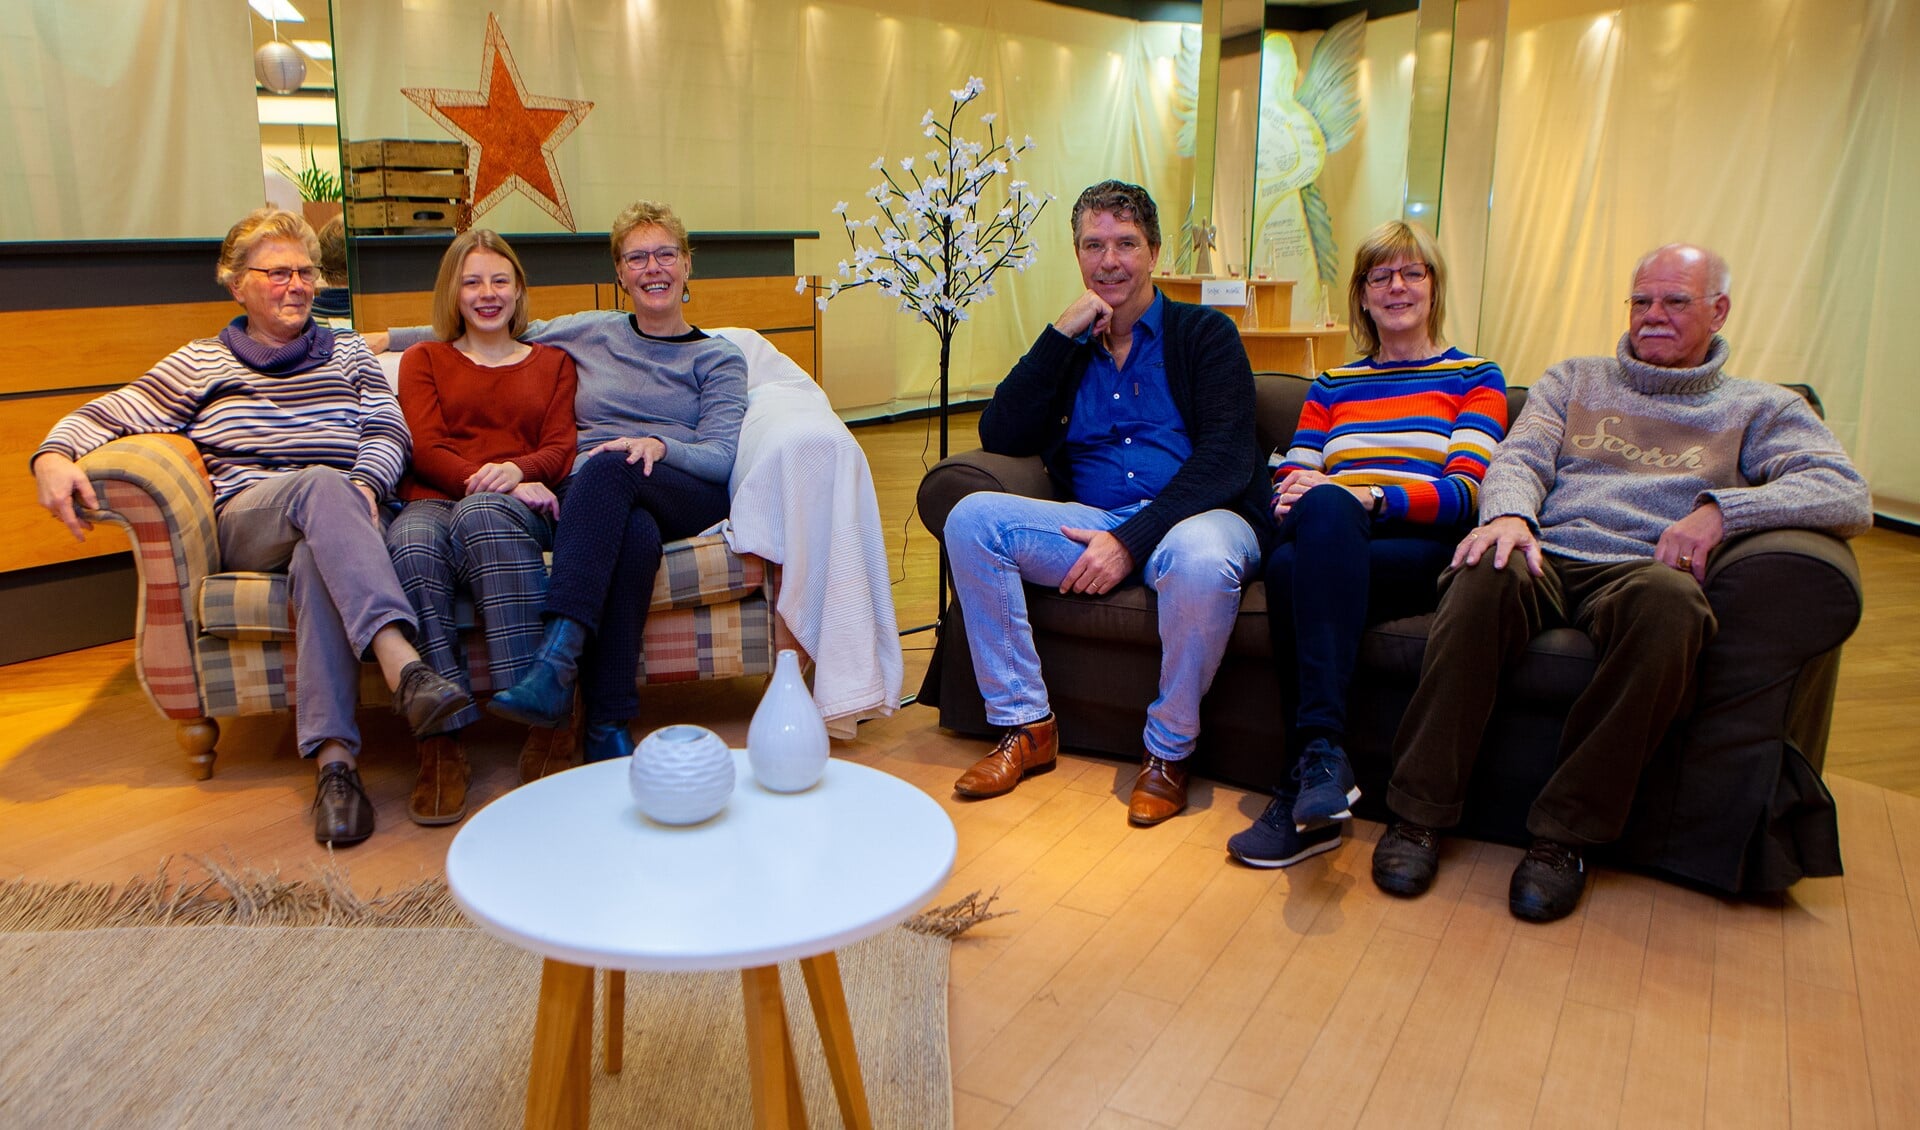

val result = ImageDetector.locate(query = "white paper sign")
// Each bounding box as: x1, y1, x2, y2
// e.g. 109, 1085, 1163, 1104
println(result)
1199, 279, 1248, 307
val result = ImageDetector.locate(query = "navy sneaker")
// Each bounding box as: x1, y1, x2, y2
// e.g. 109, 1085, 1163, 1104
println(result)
1227, 793, 1343, 868
1291, 737, 1359, 830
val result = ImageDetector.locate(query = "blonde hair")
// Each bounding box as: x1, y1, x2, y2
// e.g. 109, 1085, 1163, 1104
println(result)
609, 200, 691, 265
1347, 220, 1448, 359
216, 208, 321, 289
430, 229, 531, 341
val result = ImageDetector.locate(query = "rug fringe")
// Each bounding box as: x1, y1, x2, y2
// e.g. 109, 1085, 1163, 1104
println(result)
0, 855, 465, 931
904, 889, 1010, 939
3, 860, 1010, 938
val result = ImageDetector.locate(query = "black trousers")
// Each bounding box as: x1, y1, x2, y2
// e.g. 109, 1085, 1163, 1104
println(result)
546, 454, 729, 724
1386, 553, 1717, 846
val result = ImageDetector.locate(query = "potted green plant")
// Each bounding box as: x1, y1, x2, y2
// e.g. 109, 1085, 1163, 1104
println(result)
269, 147, 344, 233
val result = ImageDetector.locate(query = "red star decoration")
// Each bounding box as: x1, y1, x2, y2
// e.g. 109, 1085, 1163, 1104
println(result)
402, 14, 593, 230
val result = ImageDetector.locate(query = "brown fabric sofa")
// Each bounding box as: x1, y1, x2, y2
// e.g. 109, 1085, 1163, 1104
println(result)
915, 373, 1862, 894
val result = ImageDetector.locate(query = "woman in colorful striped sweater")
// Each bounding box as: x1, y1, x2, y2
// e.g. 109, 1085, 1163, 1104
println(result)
30, 209, 470, 849
1227, 221, 1508, 869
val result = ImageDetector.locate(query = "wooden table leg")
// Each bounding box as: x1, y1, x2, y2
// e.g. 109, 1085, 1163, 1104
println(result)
604, 970, 626, 1074
741, 965, 808, 1128
526, 958, 595, 1130
800, 952, 873, 1130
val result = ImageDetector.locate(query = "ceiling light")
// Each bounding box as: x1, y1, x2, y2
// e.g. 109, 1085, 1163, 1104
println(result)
248, 0, 306, 22
290, 39, 332, 60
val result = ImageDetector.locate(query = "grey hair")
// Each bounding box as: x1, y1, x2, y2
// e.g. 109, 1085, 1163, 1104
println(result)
1634, 243, 1732, 296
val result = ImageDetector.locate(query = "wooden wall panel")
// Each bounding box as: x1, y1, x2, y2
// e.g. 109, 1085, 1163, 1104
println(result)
351, 284, 600, 334
0, 302, 238, 396
2, 393, 133, 571
762, 330, 819, 379
607, 275, 816, 332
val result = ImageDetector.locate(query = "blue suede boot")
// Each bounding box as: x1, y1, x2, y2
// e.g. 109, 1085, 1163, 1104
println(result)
487, 616, 588, 728
582, 720, 636, 763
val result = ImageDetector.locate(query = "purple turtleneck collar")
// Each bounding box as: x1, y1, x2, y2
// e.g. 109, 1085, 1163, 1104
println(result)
220, 316, 336, 376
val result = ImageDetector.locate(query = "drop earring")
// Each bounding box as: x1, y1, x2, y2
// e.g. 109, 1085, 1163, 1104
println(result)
681, 285, 692, 305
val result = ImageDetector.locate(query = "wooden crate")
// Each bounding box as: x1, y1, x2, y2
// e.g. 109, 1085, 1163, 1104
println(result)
349, 200, 460, 231
345, 139, 469, 171
348, 168, 469, 201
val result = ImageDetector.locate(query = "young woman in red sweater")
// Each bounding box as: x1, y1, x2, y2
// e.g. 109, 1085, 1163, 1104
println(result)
386, 229, 579, 825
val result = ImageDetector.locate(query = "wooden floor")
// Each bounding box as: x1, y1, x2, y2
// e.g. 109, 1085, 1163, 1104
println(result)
1, 412, 1917, 1128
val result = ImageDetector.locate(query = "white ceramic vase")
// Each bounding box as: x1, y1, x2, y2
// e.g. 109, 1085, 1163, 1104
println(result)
747, 649, 830, 792
629, 724, 735, 825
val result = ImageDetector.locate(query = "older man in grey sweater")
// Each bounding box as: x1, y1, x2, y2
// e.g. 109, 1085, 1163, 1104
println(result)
1370, 243, 1872, 923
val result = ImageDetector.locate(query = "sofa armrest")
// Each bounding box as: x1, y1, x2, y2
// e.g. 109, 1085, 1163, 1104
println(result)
1702, 528, 1862, 669
75, 434, 219, 719
916, 449, 1055, 540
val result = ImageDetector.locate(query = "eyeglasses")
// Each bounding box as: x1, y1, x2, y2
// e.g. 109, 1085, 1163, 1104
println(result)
1364, 263, 1429, 289
1627, 292, 1721, 316
248, 265, 321, 287
619, 247, 682, 270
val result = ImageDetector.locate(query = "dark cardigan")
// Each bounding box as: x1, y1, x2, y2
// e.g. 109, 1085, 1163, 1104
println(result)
977, 295, 1274, 564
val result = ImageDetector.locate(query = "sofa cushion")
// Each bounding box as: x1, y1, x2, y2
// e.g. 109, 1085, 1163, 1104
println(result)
650, 533, 768, 610
197, 573, 293, 642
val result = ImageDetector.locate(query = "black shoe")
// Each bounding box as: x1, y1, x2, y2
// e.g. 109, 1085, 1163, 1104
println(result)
1371, 821, 1439, 897
392, 661, 472, 738
1227, 793, 1342, 868
1509, 839, 1586, 923
1291, 737, 1359, 830
313, 761, 375, 847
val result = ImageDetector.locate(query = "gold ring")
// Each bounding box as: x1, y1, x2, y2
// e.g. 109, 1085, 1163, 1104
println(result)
1678, 555, 1692, 568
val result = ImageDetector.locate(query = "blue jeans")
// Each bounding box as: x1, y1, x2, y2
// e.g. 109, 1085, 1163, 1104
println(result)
944, 492, 1261, 762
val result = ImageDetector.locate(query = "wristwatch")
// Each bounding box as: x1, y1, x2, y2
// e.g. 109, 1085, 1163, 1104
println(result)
1368, 485, 1386, 518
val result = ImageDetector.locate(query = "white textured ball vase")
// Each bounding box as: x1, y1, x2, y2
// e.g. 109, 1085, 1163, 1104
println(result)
629, 725, 735, 825
748, 649, 831, 792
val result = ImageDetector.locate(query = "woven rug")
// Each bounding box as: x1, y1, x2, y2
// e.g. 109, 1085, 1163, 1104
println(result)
0, 861, 1002, 1130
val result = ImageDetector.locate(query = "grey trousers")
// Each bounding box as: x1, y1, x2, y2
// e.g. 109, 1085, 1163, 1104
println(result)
218, 467, 417, 759
387, 494, 554, 734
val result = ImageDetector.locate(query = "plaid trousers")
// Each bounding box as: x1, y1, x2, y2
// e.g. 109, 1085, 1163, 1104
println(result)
387, 494, 555, 734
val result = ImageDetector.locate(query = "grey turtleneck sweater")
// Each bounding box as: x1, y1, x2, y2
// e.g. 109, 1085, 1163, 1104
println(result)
1482, 334, 1871, 562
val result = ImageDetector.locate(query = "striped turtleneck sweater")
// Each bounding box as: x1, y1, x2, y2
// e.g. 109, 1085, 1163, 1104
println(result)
34, 329, 407, 512
1273, 347, 1508, 526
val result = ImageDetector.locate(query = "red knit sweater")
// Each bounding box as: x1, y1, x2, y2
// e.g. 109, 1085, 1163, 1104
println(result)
396, 340, 579, 502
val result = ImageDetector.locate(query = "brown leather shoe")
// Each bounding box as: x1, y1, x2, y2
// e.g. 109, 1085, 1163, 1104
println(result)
1127, 754, 1190, 826
518, 722, 577, 784
408, 734, 470, 826
954, 715, 1059, 799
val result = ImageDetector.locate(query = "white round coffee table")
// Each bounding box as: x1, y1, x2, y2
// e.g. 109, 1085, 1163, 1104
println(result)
446, 750, 957, 1130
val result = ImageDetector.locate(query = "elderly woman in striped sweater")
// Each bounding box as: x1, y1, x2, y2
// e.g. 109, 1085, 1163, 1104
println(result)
29, 208, 468, 849
1227, 221, 1509, 869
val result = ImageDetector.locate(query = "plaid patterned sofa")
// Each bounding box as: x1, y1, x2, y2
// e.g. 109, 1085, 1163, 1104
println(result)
74, 433, 780, 779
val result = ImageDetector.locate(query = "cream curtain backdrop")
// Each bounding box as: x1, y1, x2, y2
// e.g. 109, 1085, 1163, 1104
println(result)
335, 0, 1192, 418
0, 0, 261, 241
1460, 0, 1920, 518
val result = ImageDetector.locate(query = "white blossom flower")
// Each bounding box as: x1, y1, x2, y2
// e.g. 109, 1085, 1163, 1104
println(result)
831, 201, 848, 215
794, 276, 807, 294
837, 260, 851, 278
921, 109, 936, 127
900, 156, 914, 171
816, 296, 829, 311
981, 112, 997, 125
844, 218, 861, 232
924, 126, 937, 138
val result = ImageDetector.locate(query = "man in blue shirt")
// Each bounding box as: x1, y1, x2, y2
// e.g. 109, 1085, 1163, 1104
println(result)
945, 181, 1272, 825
